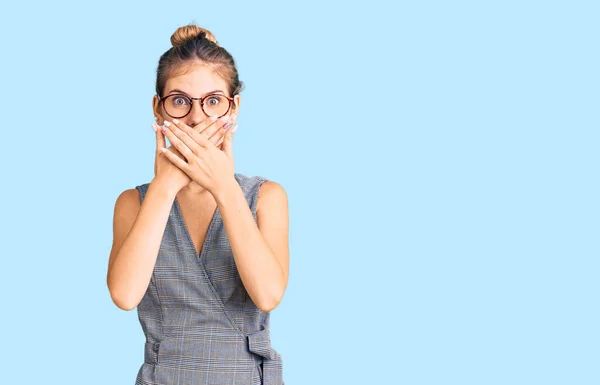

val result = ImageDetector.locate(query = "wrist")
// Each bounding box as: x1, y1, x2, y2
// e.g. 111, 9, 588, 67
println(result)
213, 175, 239, 204
149, 177, 181, 200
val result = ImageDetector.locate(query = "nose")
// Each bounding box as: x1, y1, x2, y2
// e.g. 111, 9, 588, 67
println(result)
186, 99, 209, 128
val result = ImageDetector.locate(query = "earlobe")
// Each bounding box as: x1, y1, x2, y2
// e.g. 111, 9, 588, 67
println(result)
152, 95, 161, 120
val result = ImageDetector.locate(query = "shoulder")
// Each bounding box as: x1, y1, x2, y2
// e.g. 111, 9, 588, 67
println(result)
117, 187, 141, 204
233, 173, 285, 213
114, 188, 141, 217
233, 173, 265, 189
256, 180, 288, 215
233, 173, 273, 197
109, 188, 142, 272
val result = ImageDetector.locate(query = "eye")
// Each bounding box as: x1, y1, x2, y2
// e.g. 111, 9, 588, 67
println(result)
206, 96, 222, 106
172, 96, 189, 105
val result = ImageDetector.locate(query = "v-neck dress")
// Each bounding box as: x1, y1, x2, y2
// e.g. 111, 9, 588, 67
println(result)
133, 173, 284, 385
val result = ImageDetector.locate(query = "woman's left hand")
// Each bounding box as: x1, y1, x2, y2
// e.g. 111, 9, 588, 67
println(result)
160, 117, 238, 196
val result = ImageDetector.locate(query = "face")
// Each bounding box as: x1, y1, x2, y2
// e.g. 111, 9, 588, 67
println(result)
152, 62, 240, 138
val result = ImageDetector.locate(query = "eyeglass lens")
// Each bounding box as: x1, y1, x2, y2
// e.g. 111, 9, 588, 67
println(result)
163, 94, 230, 118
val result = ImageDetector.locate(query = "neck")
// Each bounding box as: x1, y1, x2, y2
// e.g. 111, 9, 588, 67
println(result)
178, 181, 210, 199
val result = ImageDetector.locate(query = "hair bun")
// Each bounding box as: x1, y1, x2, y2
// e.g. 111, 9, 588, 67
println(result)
170, 23, 218, 47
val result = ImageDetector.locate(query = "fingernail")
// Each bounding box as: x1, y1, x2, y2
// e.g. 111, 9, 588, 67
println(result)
231, 125, 238, 134
220, 115, 230, 122
223, 122, 232, 130
163, 121, 171, 127
211, 115, 219, 121
172, 118, 179, 124
152, 123, 157, 132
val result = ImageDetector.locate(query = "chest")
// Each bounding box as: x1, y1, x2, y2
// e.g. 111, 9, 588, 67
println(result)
176, 199, 218, 257
153, 199, 242, 310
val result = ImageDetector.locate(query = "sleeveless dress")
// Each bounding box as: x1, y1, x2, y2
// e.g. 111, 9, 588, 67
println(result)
133, 173, 284, 385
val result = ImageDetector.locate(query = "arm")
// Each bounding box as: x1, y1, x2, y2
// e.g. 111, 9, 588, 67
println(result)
214, 178, 290, 312
106, 179, 178, 311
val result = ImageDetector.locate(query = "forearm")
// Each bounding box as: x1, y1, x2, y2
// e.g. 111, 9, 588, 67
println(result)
108, 179, 177, 310
214, 177, 285, 312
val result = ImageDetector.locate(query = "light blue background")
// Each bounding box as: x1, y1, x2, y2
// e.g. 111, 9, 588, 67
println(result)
0, 1, 597, 384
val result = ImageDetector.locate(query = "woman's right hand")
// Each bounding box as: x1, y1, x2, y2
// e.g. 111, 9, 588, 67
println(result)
152, 121, 191, 194
151, 114, 236, 194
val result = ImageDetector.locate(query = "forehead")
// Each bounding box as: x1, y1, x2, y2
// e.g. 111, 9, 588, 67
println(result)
165, 63, 228, 96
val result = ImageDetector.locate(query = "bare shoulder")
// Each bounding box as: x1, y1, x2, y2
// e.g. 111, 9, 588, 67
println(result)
256, 181, 288, 215
108, 188, 141, 271
255, 180, 290, 288
113, 188, 141, 237
114, 188, 141, 217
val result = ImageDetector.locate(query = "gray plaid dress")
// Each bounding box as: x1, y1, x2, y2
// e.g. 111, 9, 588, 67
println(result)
134, 173, 284, 385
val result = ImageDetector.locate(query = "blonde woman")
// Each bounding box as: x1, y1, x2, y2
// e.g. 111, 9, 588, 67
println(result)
107, 23, 289, 385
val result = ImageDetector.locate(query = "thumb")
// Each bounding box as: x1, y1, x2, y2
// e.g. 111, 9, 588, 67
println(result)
222, 124, 237, 157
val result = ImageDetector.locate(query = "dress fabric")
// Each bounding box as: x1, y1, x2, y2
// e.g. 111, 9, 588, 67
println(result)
133, 173, 284, 385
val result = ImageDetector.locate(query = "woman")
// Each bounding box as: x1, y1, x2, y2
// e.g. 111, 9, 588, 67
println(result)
107, 23, 289, 385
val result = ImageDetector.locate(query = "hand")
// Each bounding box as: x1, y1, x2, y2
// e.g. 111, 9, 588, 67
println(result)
151, 120, 191, 195
153, 114, 235, 177
159, 115, 238, 196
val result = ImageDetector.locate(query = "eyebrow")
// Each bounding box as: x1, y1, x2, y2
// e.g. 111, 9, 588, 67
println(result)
165, 89, 225, 97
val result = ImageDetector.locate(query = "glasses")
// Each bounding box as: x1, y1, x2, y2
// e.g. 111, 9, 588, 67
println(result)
158, 93, 234, 119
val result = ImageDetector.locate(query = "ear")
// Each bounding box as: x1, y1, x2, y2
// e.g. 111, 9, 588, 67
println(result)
233, 95, 241, 111
152, 95, 162, 123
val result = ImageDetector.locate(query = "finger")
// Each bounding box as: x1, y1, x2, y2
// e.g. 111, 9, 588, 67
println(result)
170, 119, 212, 150
160, 146, 191, 173
153, 123, 166, 156
215, 134, 225, 149
169, 119, 204, 152
210, 112, 237, 141
200, 114, 234, 139
216, 122, 237, 149
209, 121, 232, 144
215, 113, 237, 147
192, 114, 221, 135
161, 121, 197, 160
222, 124, 237, 158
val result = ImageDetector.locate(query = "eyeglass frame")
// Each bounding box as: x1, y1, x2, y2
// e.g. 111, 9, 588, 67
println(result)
157, 92, 235, 119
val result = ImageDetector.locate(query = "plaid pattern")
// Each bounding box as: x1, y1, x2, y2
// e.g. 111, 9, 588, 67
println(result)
134, 173, 284, 385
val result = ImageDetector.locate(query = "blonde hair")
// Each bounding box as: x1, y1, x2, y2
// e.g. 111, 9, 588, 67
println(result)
170, 23, 219, 47
155, 22, 244, 104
